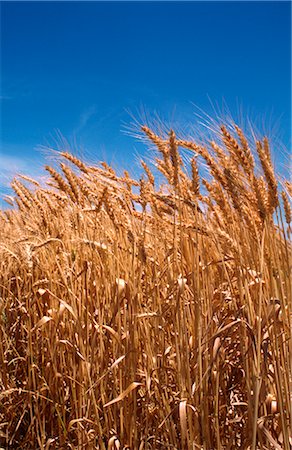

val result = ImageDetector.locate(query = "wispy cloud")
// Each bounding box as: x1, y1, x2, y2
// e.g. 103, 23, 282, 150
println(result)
0, 154, 33, 182
0, 95, 13, 100
73, 105, 97, 136
0, 153, 46, 203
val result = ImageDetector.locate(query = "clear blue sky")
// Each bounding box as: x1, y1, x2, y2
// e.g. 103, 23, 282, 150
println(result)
0, 1, 291, 203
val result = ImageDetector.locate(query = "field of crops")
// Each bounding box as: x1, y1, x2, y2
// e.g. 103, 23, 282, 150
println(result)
0, 122, 291, 449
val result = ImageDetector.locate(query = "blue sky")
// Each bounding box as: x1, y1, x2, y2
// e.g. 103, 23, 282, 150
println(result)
0, 1, 291, 204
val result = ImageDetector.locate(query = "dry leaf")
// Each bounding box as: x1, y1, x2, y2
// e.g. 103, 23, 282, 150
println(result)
103, 382, 142, 408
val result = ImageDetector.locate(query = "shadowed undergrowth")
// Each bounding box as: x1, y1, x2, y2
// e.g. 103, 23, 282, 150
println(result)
0, 121, 291, 449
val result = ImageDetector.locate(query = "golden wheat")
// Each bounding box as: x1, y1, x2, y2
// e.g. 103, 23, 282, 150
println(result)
0, 122, 291, 450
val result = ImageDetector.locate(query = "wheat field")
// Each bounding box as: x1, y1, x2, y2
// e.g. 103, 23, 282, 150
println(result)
0, 121, 291, 449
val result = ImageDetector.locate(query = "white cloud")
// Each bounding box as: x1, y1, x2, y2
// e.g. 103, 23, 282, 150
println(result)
0, 153, 47, 209
0, 153, 46, 197
73, 105, 97, 136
